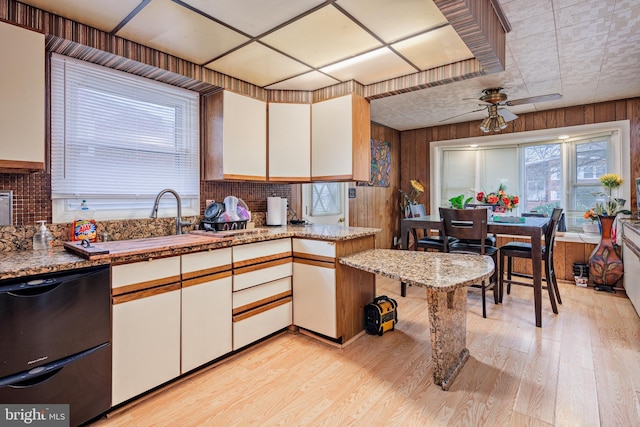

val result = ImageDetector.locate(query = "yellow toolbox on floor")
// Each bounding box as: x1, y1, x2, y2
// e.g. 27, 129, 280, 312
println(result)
364, 295, 397, 336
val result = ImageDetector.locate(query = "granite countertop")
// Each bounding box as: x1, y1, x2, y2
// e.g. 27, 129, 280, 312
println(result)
339, 249, 495, 291
1, 224, 380, 281
0, 249, 110, 281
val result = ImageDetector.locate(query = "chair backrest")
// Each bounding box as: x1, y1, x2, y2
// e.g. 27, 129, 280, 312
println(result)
545, 207, 564, 251
439, 207, 489, 254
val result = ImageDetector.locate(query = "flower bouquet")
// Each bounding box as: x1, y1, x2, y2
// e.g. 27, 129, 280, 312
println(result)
475, 184, 519, 212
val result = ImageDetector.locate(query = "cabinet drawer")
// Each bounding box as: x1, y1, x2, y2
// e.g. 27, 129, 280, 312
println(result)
181, 248, 232, 280
233, 300, 292, 350
233, 239, 291, 267
112, 257, 181, 291
293, 238, 336, 260
233, 260, 292, 291
233, 277, 291, 313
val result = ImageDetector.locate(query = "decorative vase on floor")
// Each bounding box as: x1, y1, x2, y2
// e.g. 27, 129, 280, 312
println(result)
589, 214, 623, 292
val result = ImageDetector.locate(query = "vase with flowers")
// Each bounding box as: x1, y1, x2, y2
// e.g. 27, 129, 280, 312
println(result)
399, 179, 425, 218
587, 173, 631, 291
475, 183, 519, 213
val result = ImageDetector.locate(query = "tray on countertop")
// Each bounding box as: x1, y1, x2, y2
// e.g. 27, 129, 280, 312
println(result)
63, 234, 233, 260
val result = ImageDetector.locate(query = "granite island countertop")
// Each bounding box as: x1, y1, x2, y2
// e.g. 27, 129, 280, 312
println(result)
1, 224, 380, 281
340, 249, 494, 291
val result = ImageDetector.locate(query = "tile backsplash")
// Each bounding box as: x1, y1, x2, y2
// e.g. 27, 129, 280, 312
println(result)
0, 172, 291, 251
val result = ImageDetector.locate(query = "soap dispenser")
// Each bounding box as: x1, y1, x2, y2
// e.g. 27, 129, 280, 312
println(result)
33, 220, 53, 250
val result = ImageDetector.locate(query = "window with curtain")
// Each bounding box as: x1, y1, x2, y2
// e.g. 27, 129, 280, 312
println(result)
437, 131, 620, 232
50, 54, 200, 222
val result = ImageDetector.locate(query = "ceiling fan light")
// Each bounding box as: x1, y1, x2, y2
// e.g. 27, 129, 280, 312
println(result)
480, 117, 492, 132
496, 115, 507, 130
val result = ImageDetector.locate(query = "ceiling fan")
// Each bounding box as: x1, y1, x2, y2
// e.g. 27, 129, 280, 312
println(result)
443, 88, 563, 132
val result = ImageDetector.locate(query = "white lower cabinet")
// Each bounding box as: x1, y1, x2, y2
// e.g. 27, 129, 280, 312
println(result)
181, 275, 232, 373
112, 286, 181, 406
292, 261, 337, 339
623, 223, 640, 317
181, 249, 233, 373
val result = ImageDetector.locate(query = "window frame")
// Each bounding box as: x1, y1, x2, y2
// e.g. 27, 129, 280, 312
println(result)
431, 121, 630, 238
50, 54, 200, 223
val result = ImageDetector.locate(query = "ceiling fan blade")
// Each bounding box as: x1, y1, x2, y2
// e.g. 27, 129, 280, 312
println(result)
498, 108, 518, 122
439, 107, 487, 122
507, 93, 562, 106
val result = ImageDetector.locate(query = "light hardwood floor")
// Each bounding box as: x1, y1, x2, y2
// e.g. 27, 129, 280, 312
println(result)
91, 277, 640, 426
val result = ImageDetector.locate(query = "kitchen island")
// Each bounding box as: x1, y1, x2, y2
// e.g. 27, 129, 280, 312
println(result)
340, 249, 494, 390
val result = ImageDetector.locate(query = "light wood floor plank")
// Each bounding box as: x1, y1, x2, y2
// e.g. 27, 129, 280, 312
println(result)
90, 278, 640, 427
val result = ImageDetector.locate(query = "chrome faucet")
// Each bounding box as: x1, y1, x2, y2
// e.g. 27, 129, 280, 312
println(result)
150, 189, 192, 235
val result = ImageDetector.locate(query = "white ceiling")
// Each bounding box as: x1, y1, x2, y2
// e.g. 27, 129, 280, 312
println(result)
17, 0, 640, 131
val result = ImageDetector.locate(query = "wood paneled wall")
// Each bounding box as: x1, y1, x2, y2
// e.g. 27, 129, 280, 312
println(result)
348, 123, 401, 249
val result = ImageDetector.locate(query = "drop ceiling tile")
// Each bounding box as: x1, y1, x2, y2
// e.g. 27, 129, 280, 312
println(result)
266, 71, 340, 91
261, 5, 382, 68
499, 0, 553, 26
392, 26, 473, 70
180, 0, 325, 37
336, 0, 447, 43
556, 16, 611, 44
554, 1, 615, 28
506, 11, 556, 40
321, 48, 417, 85
116, 0, 249, 64
205, 42, 311, 87
608, 4, 640, 41
18, 0, 140, 32
519, 58, 561, 83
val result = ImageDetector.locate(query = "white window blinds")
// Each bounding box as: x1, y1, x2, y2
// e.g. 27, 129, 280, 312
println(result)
50, 54, 199, 221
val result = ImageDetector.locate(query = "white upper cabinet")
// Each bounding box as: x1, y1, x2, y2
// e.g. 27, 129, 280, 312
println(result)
201, 90, 267, 181
0, 21, 45, 172
311, 93, 371, 182
268, 102, 311, 182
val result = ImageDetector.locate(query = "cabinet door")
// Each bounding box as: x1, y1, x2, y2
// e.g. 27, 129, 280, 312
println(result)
292, 261, 337, 339
201, 90, 267, 181
0, 21, 44, 171
311, 93, 370, 181
268, 103, 311, 182
112, 287, 181, 405
182, 275, 232, 373
623, 226, 640, 317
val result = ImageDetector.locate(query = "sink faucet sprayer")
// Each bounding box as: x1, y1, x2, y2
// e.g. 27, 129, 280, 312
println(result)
150, 189, 192, 235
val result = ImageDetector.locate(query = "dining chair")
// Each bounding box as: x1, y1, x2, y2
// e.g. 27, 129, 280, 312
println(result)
439, 207, 499, 318
460, 204, 497, 247
498, 207, 563, 313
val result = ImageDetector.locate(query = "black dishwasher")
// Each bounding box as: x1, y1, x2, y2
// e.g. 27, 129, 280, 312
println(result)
0, 264, 111, 427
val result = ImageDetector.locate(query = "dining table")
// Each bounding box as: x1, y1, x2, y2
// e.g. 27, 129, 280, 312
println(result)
400, 214, 551, 327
